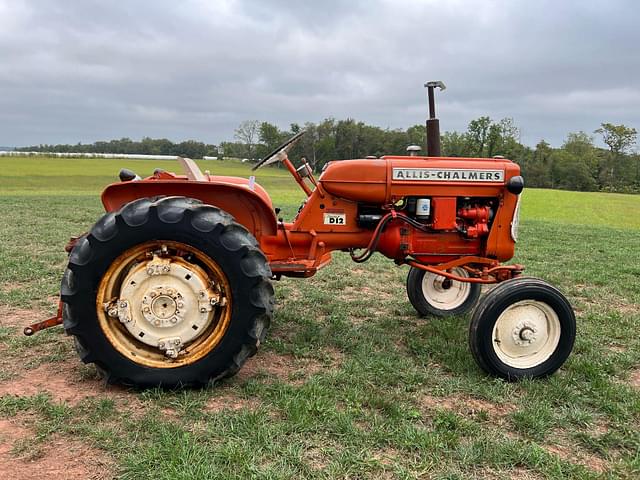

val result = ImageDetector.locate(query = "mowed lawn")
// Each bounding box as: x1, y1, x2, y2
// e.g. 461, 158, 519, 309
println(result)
0, 157, 638, 479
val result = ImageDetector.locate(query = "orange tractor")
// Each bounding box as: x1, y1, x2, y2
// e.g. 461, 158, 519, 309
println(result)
26, 83, 575, 387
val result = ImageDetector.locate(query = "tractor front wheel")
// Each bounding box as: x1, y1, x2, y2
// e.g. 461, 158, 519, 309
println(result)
468, 277, 575, 380
406, 266, 481, 317
61, 196, 274, 388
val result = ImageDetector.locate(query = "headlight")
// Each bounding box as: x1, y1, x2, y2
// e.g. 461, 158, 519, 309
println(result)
511, 194, 522, 242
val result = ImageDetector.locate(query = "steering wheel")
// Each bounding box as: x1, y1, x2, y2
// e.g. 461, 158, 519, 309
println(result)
252, 130, 306, 171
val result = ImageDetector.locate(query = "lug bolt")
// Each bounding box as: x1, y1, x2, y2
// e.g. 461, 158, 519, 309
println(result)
108, 308, 118, 317
154, 320, 161, 326
171, 317, 178, 324
147, 268, 154, 275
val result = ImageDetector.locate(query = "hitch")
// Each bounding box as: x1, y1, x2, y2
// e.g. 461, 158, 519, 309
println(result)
23, 300, 63, 336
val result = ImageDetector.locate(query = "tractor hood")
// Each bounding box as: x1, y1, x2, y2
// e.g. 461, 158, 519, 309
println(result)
319, 156, 520, 204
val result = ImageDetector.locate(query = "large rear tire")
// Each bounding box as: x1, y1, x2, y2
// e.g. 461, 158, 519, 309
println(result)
62, 196, 274, 388
469, 277, 575, 381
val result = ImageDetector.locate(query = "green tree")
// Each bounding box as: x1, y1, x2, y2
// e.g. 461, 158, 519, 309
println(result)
466, 116, 492, 156
234, 120, 260, 159
595, 123, 638, 188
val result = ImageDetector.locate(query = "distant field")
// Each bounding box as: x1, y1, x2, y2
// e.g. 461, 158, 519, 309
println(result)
0, 156, 638, 479
2, 156, 639, 229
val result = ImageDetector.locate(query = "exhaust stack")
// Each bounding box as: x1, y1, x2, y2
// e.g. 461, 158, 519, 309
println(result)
424, 81, 446, 157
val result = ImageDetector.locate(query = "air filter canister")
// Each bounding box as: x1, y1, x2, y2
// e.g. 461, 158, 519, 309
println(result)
416, 198, 431, 219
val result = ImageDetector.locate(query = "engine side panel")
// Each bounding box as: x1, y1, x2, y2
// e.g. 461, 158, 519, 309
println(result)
318, 156, 521, 262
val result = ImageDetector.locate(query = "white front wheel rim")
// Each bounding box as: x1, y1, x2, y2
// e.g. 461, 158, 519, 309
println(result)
421, 267, 471, 311
491, 300, 561, 369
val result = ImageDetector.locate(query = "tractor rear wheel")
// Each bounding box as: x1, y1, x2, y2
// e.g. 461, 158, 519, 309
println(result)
406, 266, 481, 317
468, 277, 575, 380
61, 196, 274, 388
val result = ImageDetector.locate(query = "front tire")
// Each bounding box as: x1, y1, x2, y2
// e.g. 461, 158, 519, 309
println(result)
469, 277, 575, 380
62, 196, 274, 388
406, 266, 481, 317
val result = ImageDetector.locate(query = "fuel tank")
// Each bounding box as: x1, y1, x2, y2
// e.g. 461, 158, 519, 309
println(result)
319, 156, 521, 203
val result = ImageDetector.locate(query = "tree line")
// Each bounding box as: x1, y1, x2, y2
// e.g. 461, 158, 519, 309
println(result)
18, 117, 638, 193
17, 138, 218, 159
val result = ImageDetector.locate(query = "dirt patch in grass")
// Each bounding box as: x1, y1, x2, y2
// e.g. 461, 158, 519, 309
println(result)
544, 441, 608, 474
0, 417, 114, 479
629, 368, 640, 390
475, 467, 543, 480
419, 393, 516, 418
371, 446, 400, 467
0, 283, 27, 294
0, 306, 46, 329
304, 446, 331, 471
0, 360, 137, 408
205, 390, 261, 413
236, 348, 343, 385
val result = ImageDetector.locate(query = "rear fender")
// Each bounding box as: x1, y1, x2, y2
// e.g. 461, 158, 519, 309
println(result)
101, 180, 277, 239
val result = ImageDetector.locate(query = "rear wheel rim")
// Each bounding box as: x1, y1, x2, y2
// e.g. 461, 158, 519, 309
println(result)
421, 267, 471, 311
96, 240, 232, 369
491, 300, 561, 369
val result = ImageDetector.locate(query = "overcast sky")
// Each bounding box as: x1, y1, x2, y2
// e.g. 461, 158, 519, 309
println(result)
1, 0, 638, 148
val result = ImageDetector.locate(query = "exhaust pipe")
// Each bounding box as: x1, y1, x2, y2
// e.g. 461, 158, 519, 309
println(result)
424, 81, 446, 157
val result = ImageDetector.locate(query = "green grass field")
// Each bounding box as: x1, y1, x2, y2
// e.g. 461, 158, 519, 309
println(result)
0, 157, 638, 479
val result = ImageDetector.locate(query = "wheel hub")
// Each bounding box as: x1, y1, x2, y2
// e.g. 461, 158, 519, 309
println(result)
513, 321, 537, 345
143, 287, 184, 326
107, 254, 225, 359
422, 267, 471, 310
491, 300, 561, 369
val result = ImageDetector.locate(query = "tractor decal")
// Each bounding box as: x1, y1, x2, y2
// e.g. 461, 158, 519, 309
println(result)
323, 212, 346, 225
392, 168, 505, 182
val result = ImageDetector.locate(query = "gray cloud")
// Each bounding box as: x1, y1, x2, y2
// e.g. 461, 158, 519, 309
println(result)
1, 0, 638, 148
